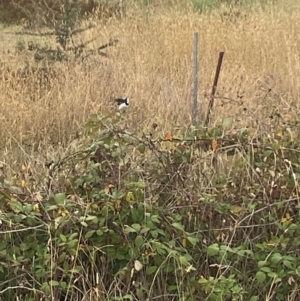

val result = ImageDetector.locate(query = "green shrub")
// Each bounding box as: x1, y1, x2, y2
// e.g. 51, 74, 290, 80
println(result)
1, 113, 300, 300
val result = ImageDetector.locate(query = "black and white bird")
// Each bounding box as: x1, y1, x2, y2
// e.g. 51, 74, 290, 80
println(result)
115, 97, 129, 111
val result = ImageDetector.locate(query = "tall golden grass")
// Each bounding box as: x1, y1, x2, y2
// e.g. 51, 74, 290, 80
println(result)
1, 0, 300, 168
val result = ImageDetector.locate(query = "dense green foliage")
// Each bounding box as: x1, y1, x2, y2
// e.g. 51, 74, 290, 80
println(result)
1, 113, 300, 300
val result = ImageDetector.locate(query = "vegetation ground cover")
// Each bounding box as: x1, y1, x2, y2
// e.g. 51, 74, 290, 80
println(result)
1, 0, 300, 300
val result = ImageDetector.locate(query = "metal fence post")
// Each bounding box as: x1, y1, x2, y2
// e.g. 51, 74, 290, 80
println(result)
192, 32, 199, 125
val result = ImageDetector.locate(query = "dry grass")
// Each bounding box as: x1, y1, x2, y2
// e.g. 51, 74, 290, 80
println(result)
1, 0, 300, 170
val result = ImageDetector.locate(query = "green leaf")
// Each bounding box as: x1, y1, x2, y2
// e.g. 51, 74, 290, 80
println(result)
256, 271, 266, 283
207, 243, 219, 256
260, 267, 271, 273
124, 227, 137, 234
146, 220, 154, 229
271, 253, 282, 264
135, 235, 144, 248
187, 236, 199, 246
198, 277, 209, 284
68, 233, 78, 241
9, 199, 23, 213
171, 222, 185, 232
85, 215, 97, 221
150, 230, 158, 239
138, 143, 146, 154
69, 267, 81, 274
131, 223, 141, 232
136, 288, 144, 301
96, 229, 104, 236
250, 296, 259, 301
257, 260, 266, 268
68, 239, 78, 249
283, 255, 296, 262
120, 294, 133, 300
146, 266, 157, 275
267, 272, 278, 279
140, 227, 150, 234
49, 280, 60, 286
85, 230, 95, 239
45, 205, 58, 211
283, 259, 293, 269
0, 241, 7, 250
151, 215, 160, 223
179, 256, 189, 266
54, 193, 66, 204
80, 221, 88, 227
156, 229, 166, 237
264, 150, 274, 157
41, 282, 51, 295
58, 252, 66, 263
59, 234, 67, 242
168, 285, 180, 291
272, 276, 282, 283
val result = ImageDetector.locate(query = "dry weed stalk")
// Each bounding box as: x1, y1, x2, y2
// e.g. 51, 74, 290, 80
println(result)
0, 1, 300, 169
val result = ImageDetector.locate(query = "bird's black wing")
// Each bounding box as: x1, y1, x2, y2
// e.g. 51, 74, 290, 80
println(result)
115, 98, 125, 105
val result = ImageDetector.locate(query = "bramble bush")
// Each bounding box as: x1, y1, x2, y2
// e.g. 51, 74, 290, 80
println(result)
1, 112, 300, 301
